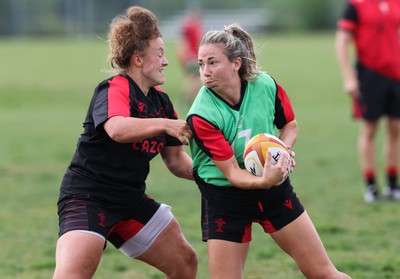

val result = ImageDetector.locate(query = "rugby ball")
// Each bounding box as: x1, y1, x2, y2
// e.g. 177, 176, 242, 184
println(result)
243, 133, 292, 181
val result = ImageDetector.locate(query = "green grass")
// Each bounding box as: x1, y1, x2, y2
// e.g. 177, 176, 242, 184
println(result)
1, 33, 400, 279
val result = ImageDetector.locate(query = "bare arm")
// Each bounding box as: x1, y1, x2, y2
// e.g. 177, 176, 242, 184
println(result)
212, 152, 291, 190
278, 119, 298, 149
104, 116, 192, 144
335, 29, 360, 98
161, 145, 194, 180
278, 119, 298, 169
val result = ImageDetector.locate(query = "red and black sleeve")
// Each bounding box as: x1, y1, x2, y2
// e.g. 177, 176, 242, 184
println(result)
274, 82, 295, 129
107, 75, 131, 118
337, 2, 358, 31
92, 75, 131, 129
187, 115, 234, 161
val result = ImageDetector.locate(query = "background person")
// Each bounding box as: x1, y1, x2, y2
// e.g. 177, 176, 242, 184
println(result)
176, 10, 203, 109
187, 23, 351, 279
335, 0, 400, 203
52, 6, 197, 279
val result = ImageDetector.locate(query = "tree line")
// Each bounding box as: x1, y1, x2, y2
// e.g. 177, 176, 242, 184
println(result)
0, 0, 346, 37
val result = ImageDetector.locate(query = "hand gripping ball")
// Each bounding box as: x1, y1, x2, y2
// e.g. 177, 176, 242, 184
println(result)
243, 133, 292, 183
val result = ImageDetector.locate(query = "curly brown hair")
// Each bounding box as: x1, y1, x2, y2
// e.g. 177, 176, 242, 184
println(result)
107, 6, 161, 72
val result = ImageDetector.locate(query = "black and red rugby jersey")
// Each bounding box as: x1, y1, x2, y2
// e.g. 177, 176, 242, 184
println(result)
60, 74, 181, 205
337, 0, 400, 80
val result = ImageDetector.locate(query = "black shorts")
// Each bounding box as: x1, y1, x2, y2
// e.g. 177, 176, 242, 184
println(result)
198, 178, 304, 243
355, 64, 400, 121
57, 193, 161, 249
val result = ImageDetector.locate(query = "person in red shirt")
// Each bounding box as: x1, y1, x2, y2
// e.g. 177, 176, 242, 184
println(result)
336, 0, 400, 202
52, 6, 197, 279
176, 10, 203, 108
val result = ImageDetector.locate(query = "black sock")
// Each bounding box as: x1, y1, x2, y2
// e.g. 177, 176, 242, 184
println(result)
366, 178, 376, 188
388, 174, 397, 190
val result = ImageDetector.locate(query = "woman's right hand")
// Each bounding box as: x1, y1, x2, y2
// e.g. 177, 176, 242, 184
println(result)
164, 119, 193, 145
344, 74, 360, 99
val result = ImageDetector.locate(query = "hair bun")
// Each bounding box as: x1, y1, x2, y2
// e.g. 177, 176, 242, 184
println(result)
126, 6, 160, 39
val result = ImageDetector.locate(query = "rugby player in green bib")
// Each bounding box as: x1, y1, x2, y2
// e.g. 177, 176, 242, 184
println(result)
187, 24, 351, 279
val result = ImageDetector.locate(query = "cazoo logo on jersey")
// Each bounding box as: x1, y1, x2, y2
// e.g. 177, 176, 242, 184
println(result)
132, 139, 164, 153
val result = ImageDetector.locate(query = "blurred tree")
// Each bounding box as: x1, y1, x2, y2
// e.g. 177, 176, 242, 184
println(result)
298, 0, 341, 29
263, 0, 343, 31
0, 0, 347, 37
298, 0, 329, 29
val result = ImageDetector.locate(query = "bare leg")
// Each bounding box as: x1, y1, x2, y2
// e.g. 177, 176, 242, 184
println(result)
358, 120, 379, 174
53, 231, 105, 279
385, 118, 400, 170
207, 239, 250, 279
137, 218, 198, 279
271, 212, 351, 279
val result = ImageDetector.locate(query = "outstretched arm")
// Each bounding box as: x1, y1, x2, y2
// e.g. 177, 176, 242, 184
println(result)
161, 145, 194, 180
104, 115, 192, 145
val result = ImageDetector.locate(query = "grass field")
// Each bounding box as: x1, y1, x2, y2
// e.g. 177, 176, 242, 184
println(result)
1, 32, 399, 279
